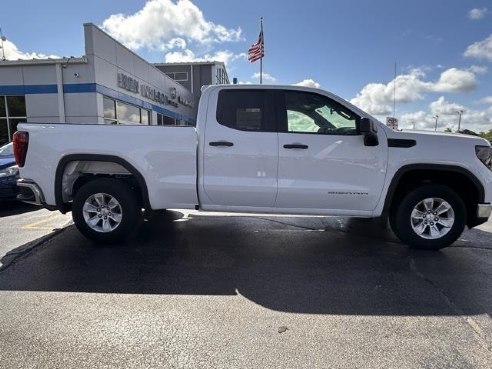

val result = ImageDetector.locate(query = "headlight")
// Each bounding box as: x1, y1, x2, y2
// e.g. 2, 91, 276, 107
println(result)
476, 145, 492, 171
0, 165, 19, 178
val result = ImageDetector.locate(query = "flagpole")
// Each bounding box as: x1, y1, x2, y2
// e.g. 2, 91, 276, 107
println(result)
260, 17, 263, 85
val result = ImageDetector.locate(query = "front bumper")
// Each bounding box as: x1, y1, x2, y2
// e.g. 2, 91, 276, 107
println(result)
477, 203, 492, 219
16, 179, 45, 206
473, 203, 492, 227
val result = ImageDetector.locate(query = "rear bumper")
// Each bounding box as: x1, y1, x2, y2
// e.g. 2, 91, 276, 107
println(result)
16, 179, 45, 206
0, 175, 19, 199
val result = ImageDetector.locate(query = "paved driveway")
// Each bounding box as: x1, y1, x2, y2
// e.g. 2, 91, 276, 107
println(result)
0, 211, 491, 368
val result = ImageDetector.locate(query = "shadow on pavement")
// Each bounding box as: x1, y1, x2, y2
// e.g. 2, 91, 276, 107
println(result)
0, 210, 491, 316
0, 200, 41, 217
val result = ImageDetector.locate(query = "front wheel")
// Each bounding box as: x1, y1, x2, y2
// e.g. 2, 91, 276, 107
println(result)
390, 184, 466, 250
72, 178, 141, 243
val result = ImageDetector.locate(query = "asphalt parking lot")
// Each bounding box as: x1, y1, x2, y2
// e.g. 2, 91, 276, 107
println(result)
0, 208, 491, 368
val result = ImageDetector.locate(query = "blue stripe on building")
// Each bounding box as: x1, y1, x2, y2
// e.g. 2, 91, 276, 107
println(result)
1, 83, 195, 123
0, 84, 58, 94
63, 83, 97, 93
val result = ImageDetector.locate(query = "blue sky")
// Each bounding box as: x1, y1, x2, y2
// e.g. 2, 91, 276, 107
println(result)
1, 0, 491, 132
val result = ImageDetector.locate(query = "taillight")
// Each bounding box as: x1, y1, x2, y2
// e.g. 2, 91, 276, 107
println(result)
13, 131, 29, 167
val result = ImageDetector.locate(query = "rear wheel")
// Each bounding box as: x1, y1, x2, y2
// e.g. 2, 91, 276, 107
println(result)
72, 178, 141, 243
390, 184, 466, 249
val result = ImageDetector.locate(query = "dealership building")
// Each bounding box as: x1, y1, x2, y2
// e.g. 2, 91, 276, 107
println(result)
0, 23, 230, 145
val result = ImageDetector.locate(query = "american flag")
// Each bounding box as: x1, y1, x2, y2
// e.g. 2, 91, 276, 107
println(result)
248, 30, 264, 63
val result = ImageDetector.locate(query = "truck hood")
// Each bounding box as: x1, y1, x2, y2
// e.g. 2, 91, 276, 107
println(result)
385, 129, 491, 147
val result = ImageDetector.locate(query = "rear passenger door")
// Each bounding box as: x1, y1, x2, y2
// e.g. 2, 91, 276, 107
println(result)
200, 88, 279, 209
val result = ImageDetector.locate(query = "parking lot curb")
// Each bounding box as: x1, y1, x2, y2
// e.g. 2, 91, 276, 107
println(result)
0, 221, 72, 272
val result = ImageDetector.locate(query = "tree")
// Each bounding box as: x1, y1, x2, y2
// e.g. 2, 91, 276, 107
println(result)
481, 129, 492, 142
460, 129, 479, 136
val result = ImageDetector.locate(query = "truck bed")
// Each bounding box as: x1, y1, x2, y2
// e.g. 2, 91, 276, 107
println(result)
18, 123, 199, 209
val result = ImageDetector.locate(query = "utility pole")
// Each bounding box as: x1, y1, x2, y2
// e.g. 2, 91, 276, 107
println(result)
456, 110, 464, 133
433, 115, 439, 131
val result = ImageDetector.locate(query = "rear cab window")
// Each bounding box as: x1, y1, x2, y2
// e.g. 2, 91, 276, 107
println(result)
216, 90, 276, 132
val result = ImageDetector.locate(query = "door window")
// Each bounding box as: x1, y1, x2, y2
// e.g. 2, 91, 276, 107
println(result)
216, 89, 275, 131
283, 90, 359, 135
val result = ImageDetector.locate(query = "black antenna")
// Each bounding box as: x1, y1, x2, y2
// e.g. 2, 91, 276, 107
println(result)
393, 62, 396, 117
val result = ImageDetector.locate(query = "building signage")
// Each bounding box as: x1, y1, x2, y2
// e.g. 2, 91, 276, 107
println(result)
169, 87, 177, 100
140, 84, 177, 107
178, 96, 193, 108
117, 73, 139, 93
116, 72, 191, 109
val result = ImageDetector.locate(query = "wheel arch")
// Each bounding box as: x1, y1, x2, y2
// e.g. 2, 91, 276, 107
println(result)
55, 154, 151, 213
383, 164, 485, 228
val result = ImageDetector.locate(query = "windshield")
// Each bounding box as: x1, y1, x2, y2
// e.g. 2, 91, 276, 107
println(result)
0, 142, 13, 156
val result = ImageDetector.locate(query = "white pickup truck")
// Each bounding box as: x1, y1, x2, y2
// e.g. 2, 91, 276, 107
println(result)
13, 84, 492, 249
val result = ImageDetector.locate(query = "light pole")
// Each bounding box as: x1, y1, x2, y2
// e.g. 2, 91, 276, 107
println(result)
0, 28, 6, 61
456, 110, 464, 133
433, 115, 439, 131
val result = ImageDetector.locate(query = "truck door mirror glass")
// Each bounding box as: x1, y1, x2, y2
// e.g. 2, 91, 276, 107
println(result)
360, 118, 379, 146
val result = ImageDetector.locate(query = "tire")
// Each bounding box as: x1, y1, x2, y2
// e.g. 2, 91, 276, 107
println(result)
72, 178, 141, 243
390, 184, 466, 250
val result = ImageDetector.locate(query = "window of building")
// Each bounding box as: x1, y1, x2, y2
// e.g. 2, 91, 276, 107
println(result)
103, 97, 117, 124
165, 72, 188, 82
282, 91, 359, 135
216, 90, 275, 132
157, 113, 194, 127
141, 110, 150, 125
157, 113, 176, 126
116, 101, 141, 124
216, 68, 229, 85
103, 96, 150, 125
0, 95, 26, 145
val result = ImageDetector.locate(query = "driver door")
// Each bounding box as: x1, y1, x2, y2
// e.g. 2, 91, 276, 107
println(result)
275, 89, 387, 213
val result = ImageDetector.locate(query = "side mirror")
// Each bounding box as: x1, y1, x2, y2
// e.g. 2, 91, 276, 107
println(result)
360, 118, 379, 146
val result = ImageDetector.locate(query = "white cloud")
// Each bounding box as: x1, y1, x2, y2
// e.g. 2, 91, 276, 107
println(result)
468, 65, 488, 74
102, 0, 242, 50
480, 96, 492, 105
164, 49, 242, 66
251, 72, 276, 83
350, 67, 478, 115
164, 38, 187, 50
400, 111, 436, 130
432, 68, 476, 93
399, 97, 492, 133
0, 38, 58, 60
429, 96, 465, 115
464, 34, 492, 61
468, 8, 487, 20
293, 79, 321, 89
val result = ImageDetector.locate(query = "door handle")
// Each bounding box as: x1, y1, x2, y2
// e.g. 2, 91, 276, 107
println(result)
209, 141, 234, 147
283, 144, 308, 149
